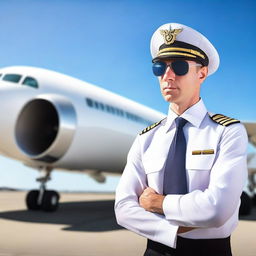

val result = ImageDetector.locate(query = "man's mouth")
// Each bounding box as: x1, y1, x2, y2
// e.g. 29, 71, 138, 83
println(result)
161, 81, 178, 90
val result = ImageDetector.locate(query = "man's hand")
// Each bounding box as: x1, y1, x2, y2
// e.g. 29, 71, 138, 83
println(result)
139, 187, 197, 233
177, 226, 195, 234
139, 187, 165, 214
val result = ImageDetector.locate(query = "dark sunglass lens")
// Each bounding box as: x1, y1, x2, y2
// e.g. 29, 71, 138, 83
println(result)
152, 62, 167, 76
171, 60, 189, 76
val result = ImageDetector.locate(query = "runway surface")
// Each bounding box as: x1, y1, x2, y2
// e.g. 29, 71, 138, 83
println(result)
0, 191, 255, 256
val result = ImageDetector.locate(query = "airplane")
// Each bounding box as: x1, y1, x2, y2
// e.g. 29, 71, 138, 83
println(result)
0, 66, 255, 214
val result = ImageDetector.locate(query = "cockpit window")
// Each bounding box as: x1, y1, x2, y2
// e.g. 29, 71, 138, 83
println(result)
22, 76, 38, 88
3, 74, 22, 83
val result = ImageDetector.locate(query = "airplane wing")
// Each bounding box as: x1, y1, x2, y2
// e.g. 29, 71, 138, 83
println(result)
242, 122, 256, 147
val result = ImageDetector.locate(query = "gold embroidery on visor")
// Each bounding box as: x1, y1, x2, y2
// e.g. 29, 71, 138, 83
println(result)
157, 52, 196, 58
158, 47, 205, 59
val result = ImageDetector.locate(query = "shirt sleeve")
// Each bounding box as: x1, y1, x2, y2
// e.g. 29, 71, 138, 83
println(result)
163, 123, 248, 228
115, 135, 179, 248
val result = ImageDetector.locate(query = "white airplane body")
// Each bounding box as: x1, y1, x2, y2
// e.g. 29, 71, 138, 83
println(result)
0, 66, 164, 172
0, 66, 255, 213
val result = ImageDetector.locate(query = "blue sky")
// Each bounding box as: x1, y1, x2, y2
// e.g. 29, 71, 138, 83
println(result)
0, 0, 255, 191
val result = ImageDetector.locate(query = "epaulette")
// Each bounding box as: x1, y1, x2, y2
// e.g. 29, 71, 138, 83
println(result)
210, 114, 240, 126
140, 118, 165, 135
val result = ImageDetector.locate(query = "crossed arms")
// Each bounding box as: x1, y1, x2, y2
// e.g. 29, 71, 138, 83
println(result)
115, 124, 248, 247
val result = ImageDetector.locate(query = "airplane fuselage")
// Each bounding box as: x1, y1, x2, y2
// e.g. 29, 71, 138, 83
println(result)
0, 66, 165, 174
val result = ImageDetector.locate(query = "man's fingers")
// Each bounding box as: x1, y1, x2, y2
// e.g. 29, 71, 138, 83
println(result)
178, 227, 195, 234
143, 187, 157, 194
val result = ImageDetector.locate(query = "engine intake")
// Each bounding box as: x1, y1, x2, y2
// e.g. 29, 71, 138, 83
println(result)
15, 94, 77, 163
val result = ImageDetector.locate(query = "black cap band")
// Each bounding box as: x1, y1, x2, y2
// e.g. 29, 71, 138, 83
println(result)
152, 40, 209, 66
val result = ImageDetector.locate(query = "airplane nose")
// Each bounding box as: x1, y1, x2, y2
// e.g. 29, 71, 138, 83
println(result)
0, 85, 34, 157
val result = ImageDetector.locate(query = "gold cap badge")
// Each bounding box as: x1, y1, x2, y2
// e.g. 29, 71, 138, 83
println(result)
160, 28, 183, 45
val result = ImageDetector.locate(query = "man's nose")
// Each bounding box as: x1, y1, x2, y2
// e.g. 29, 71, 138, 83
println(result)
162, 65, 176, 81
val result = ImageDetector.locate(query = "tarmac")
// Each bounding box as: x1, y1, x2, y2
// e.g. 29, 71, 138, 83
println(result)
0, 191, 255, 256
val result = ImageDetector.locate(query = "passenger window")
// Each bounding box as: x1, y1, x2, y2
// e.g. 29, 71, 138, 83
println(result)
22, 76, 38, 88
106, 105, 112, 112
94, 101, 99, 109
99, 103, 105, 110
86, 98, 93, 107
3, 74, 22, 83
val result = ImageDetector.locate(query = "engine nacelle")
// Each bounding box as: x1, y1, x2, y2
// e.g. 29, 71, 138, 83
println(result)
15, 94, 77, 163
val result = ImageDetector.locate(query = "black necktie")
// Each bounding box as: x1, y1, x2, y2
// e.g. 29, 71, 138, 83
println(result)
163, 117, 188, 195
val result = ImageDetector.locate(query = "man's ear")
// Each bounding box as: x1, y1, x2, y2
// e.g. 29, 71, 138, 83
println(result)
198, 66, 208, 82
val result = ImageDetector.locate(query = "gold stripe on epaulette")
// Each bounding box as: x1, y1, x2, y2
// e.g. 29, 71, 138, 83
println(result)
211, 114, 225, 120
140, 119, 165, 135
215, 117, 230, 123
219, 118, 233, 124
222, 119, 240, 126
210, 114, 240, 126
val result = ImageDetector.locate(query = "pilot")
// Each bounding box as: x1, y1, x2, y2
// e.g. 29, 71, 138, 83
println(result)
114, 23, 248, 256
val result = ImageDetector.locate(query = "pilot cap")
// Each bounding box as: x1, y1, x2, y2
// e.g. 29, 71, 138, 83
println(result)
150, 23, 220, 76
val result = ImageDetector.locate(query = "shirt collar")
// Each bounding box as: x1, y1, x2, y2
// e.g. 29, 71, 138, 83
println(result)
164, 98, 207, 133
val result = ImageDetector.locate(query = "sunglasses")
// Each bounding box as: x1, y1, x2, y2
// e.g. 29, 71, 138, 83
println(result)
152, 60, 202, 76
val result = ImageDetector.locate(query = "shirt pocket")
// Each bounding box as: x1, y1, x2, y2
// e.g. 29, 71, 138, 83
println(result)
142, 154, 166, 193
186, 153, 216, 171
142, 150, 166, 174
186, 152, 216, 191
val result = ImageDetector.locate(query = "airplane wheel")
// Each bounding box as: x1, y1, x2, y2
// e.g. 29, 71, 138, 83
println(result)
26, 190, 40, 210
41, 190, 60, 212
239, 192, 252, 216
253, 194, 256, 206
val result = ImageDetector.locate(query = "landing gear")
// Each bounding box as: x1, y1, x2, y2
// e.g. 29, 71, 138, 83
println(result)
26, 167, 60, 212
253, 195, 256, 206
248, 170, 256, 206
26, 190, 40, 210
41, 190, 60, 212
239, 191, 252, 215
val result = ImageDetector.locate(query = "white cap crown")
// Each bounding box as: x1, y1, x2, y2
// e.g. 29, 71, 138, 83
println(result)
150, 23, 220, 76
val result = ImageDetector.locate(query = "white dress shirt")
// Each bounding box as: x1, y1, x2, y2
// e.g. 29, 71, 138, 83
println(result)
114, 99, 248, 248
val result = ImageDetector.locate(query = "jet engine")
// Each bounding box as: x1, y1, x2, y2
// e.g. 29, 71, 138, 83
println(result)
15, 94, 77, 163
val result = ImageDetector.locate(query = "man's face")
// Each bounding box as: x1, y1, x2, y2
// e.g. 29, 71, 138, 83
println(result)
157, 59, 208, 104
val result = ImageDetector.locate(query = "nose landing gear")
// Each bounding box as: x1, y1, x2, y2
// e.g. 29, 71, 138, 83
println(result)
26, 167, 60, 212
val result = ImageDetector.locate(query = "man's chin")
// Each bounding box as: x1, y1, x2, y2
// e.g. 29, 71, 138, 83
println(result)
164, 95, 176, 103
